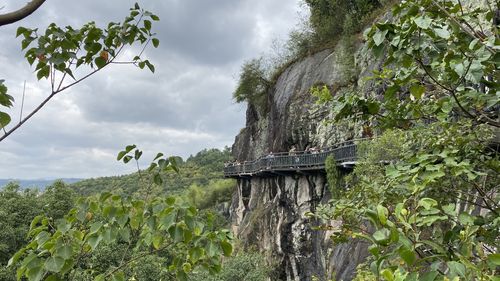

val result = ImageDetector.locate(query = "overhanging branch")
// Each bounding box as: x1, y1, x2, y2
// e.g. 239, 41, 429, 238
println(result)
0, 0, 46, 27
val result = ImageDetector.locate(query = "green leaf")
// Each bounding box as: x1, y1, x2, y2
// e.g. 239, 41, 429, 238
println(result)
145, 60, 155, 73
189, 247, 204, 262
144, 20, 152, 31
0, 87, 14, 107
134, 149, 142, 160
94, 57, 107, 69
87, 234, 102, 250
44, 256, 65, 272
26, 266, 44, 281
174, 225, 184, 242
381, 269, 394, 281
447, 261, 466, 278
36, 65, 50, 80
0, 111, 11, 128
418, 198, 438, 210
152, 38, 160, 48
458, 212, 474, 225
152, 233, 163, 249
487, 253, 500, 265
56, 219, 71, 234
16, 27, 28, 37
89, 222, 103, 235
182, 262, 192, 273
123, 155, 133, 163
7, 248, 25, 267
45, 275, 63, 281
150, 14, 160, 21
421, 239, 446, 254
55, 245, 72, 260
414, 16, 432, 29
161, 210, 176, 230
398, 247, 416, 265
409, 84, 425, 99
373, 228, 390, 245
433, 27, 450, 39
206, 241, 218, 257
100, 192, 112, 202
153, 173, 163, 185
376, 205, 388, 225
220, 240, 232, 256
420, 271, 439, 281
373, 29, 388, 46
118, 227, 130, 242
111, 271, 125, 281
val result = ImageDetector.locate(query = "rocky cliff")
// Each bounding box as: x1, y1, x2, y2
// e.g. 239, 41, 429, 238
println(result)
229, 39, 383, 281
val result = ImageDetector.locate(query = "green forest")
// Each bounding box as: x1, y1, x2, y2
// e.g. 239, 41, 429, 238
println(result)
0, 0, 499, 280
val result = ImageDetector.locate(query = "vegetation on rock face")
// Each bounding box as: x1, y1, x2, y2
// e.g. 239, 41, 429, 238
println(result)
232, 0, 391, 115
188, 251, 272, 281
316, 0, 499, 280
233, 59, 270, 114
305, 0, 382, 42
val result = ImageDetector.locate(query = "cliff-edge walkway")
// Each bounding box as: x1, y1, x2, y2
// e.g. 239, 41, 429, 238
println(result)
223, 139, 364, 178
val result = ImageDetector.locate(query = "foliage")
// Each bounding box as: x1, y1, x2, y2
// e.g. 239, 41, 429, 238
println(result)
188, 251, 271, 281
324, 155, 343, 197
10, 146, 234, 281
0, 79, 13, 129
317, 124, 499, 280
1, 3, 159, 141
315, 1, 500, 279
0, 181, 76, 281
184, 180, 236, 210
42, 180, 75, 220
233, 58, 270, 113
10, 193, 233, 281
335, 0, 499, 129
304, 0, 382, 42
71, 147, 233, 197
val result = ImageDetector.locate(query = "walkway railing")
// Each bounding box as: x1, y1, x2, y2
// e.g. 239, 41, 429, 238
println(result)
224, 139, 364, 178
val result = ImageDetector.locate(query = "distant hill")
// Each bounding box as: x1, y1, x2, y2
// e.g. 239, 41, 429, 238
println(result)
0, 178, 83, 190
69, 147, 233, 197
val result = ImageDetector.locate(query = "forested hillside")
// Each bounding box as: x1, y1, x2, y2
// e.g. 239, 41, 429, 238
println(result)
70, 147, 234, 199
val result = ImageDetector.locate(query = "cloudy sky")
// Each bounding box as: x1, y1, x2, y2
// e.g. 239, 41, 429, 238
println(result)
0, 0, 303, 179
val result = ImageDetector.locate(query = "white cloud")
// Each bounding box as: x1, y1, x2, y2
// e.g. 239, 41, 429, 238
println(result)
0, 0, 301, 179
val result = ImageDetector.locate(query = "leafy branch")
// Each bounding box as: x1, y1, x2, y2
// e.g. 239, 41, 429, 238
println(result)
0, 3, 160, 142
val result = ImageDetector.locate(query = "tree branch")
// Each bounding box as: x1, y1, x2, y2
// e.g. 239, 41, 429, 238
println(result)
430, 0, 496, 54
0, 0, 46, 27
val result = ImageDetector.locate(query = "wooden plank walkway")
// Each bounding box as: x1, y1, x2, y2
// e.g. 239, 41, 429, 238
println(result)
224, 139, 363, 178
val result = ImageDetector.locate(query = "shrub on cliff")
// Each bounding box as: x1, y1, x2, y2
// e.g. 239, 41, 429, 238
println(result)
305, 0, 382, 42
233, 58, 270, 114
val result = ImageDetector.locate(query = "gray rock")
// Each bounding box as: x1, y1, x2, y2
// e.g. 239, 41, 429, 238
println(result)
230, 37, 382, 280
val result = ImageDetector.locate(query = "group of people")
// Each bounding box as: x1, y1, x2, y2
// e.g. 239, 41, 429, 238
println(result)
224, 145, 327, 171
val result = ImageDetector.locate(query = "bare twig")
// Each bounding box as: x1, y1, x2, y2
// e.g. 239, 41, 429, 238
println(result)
19, 81, 26, 123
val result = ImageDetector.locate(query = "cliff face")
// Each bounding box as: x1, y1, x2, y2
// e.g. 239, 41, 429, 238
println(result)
229, 39, 382, 280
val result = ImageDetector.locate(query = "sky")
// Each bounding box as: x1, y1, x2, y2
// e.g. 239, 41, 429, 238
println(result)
0, 0, 304, 179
